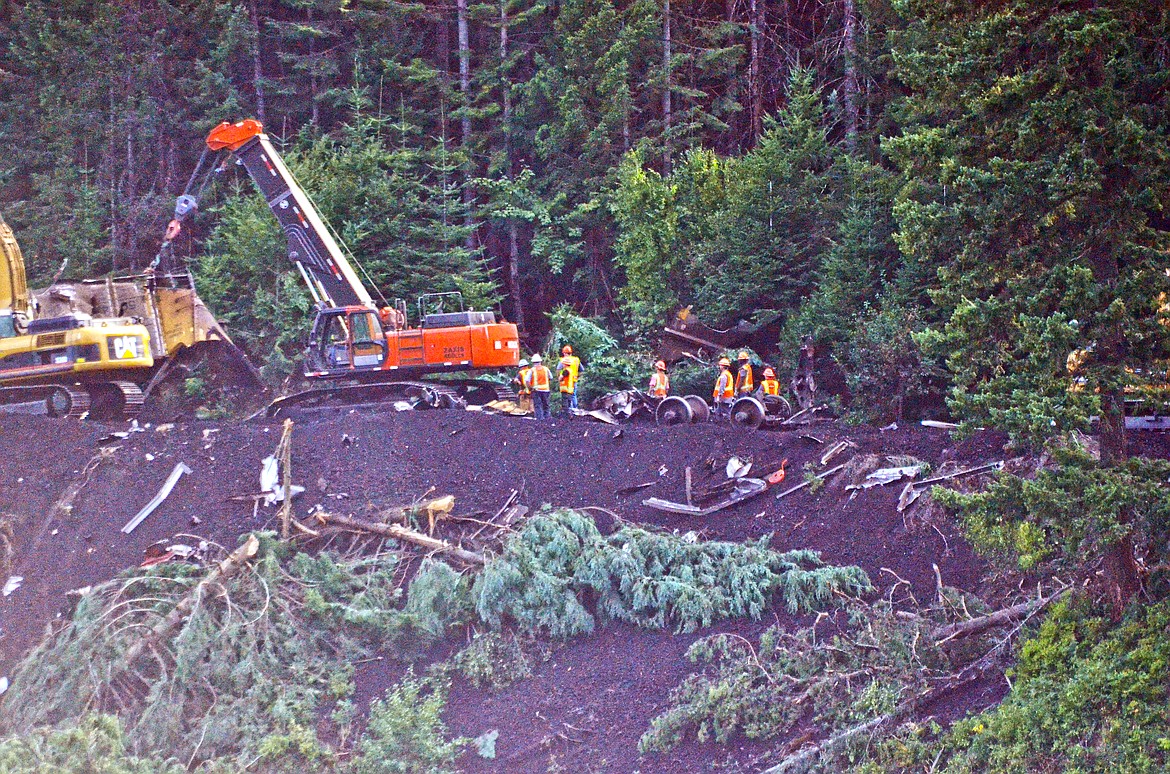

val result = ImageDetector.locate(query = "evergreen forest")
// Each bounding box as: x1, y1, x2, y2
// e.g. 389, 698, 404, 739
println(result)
2, 0, 1170, 770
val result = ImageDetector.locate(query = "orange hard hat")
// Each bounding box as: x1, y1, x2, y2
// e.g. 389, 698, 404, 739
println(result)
737, 351, 750, 360
763, 367, 775, 378
562, 345, 573, 355
718, 357, 731, 367
655, 360, 666, 370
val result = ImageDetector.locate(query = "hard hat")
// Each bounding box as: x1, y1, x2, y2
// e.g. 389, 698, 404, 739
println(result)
655, 360, 666, 370
562, 345, 573, 355
531, 354, 543, 363
518, 359, 529, 367
763, 367, 775, 378
718, 357, 731, 367
738, 351, 750, 360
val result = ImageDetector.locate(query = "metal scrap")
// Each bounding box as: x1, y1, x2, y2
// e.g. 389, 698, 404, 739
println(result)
847, 464, 924, 491
644, 477, 768, 516
775, 463, 847, 500
122, 462, 192, 534
896, 460, 1005, 512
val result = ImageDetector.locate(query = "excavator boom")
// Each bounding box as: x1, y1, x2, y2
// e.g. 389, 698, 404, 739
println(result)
206, 120, 373, 310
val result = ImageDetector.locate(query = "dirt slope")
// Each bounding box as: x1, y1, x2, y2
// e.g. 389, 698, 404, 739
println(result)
0, 407, 1021, 771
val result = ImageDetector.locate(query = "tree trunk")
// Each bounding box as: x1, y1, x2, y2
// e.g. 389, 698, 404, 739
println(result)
248, 0, 266, 125
749, 0, 762, 141
841, 0, 860, 151
500, 0, 525, 332
458, 0, 476, 250
662, 0, 672, 173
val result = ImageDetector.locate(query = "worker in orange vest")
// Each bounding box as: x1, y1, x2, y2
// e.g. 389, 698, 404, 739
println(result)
713, 357, 734, 420
558, 344, 582, 416
525, 354, 553, 419
760, 367, 780, 396
648, 360, 670, 398
513, 359, 533, 414
734, 350, 754, 395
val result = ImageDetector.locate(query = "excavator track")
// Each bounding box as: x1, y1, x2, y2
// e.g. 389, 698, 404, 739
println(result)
0, 381, 146, 420
261, 378, 515, 418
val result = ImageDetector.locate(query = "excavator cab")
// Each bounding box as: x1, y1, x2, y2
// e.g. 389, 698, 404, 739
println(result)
307, 307, 386, 375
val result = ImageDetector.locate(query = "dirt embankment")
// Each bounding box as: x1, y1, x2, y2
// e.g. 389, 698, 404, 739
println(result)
1, 406, 1097, 772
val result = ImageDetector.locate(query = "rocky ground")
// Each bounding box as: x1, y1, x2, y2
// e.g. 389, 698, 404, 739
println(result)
3, 406, 1162, 771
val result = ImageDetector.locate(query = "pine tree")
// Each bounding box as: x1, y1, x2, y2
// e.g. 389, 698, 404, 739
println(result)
886, 0, 1170, 611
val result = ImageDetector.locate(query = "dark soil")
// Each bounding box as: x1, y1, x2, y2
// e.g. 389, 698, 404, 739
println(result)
3, 407, 1159, 771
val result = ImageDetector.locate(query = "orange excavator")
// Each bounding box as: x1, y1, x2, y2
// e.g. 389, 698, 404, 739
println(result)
171, 119, 520, 414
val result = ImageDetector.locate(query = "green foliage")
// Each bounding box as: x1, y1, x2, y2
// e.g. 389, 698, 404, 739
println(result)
450, 630, 541, 691
0, 535, 467, 769
881, 598, 1170, 773
842, 301, 942, 422
934, 446, 1170, 574
474, 508, 871, 638
886, 0, 1170, 444
641, 595, 967, 754
348, 673, 469, 774
545, 303, 617, 362
0, 714, 185, 773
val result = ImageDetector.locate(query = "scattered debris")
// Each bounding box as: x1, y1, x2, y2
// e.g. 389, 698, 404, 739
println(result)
2, 575, 23, 596
819, 440, 856, 466
615, 481, 655, 496
121, 462, 193, 534
314, 512, 485, 565
775, 463, 848, 500
848, 465, 925, 491
726, 456, 753, 478
880, 422, 898, 432
920, 420, 959, 430
766, 460, 789, 485
571, 407, 621, 425
896, 460, 1005, 512
0, 676, 7, 695
644, 477, 768, 516
658, 465, 669, 476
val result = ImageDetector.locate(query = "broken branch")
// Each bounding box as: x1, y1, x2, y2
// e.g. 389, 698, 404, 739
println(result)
314, 512, 485, 566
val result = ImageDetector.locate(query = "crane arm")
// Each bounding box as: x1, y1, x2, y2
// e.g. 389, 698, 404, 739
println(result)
205, 120, 375, 310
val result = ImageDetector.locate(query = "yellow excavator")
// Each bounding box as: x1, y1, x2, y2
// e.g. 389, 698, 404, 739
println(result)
0, 210, 257, 419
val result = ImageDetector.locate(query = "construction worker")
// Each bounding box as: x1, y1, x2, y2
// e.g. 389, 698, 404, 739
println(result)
734, 350, 755, 395
648, 360, 670, 398
525, 354, 553, 419
760, 367, 780, 396
558, 344, 582, 416
713, 357, 734, 420
514, 359, 533, 414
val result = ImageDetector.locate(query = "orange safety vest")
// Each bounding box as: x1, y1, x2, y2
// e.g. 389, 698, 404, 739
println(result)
761, 378, 780, 396
714, 370, 734, 400
736, 363, 754, 394
516, 367, 532, 395
649, 371, 669, 398
527, 364, 552, 392
559, 355, 581, 393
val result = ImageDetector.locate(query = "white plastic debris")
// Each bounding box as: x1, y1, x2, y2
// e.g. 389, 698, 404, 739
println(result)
2, 576, 23, 597
0, 676, 8, 695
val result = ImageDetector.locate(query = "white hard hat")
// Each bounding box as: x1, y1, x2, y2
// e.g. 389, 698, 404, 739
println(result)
531, 354, 543, 363
518, 359, 529, 367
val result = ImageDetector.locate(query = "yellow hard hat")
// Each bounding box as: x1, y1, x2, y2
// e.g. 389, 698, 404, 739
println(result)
763, 367, 775, 378
655, 360, 667, 370
718, 357, 731, 367
738, 351, 750, 360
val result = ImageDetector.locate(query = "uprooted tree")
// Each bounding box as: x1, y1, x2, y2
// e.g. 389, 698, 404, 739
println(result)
0, 509, 871, 768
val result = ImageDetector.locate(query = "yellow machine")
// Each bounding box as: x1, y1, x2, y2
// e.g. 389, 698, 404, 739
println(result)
0, 210, 254, 418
